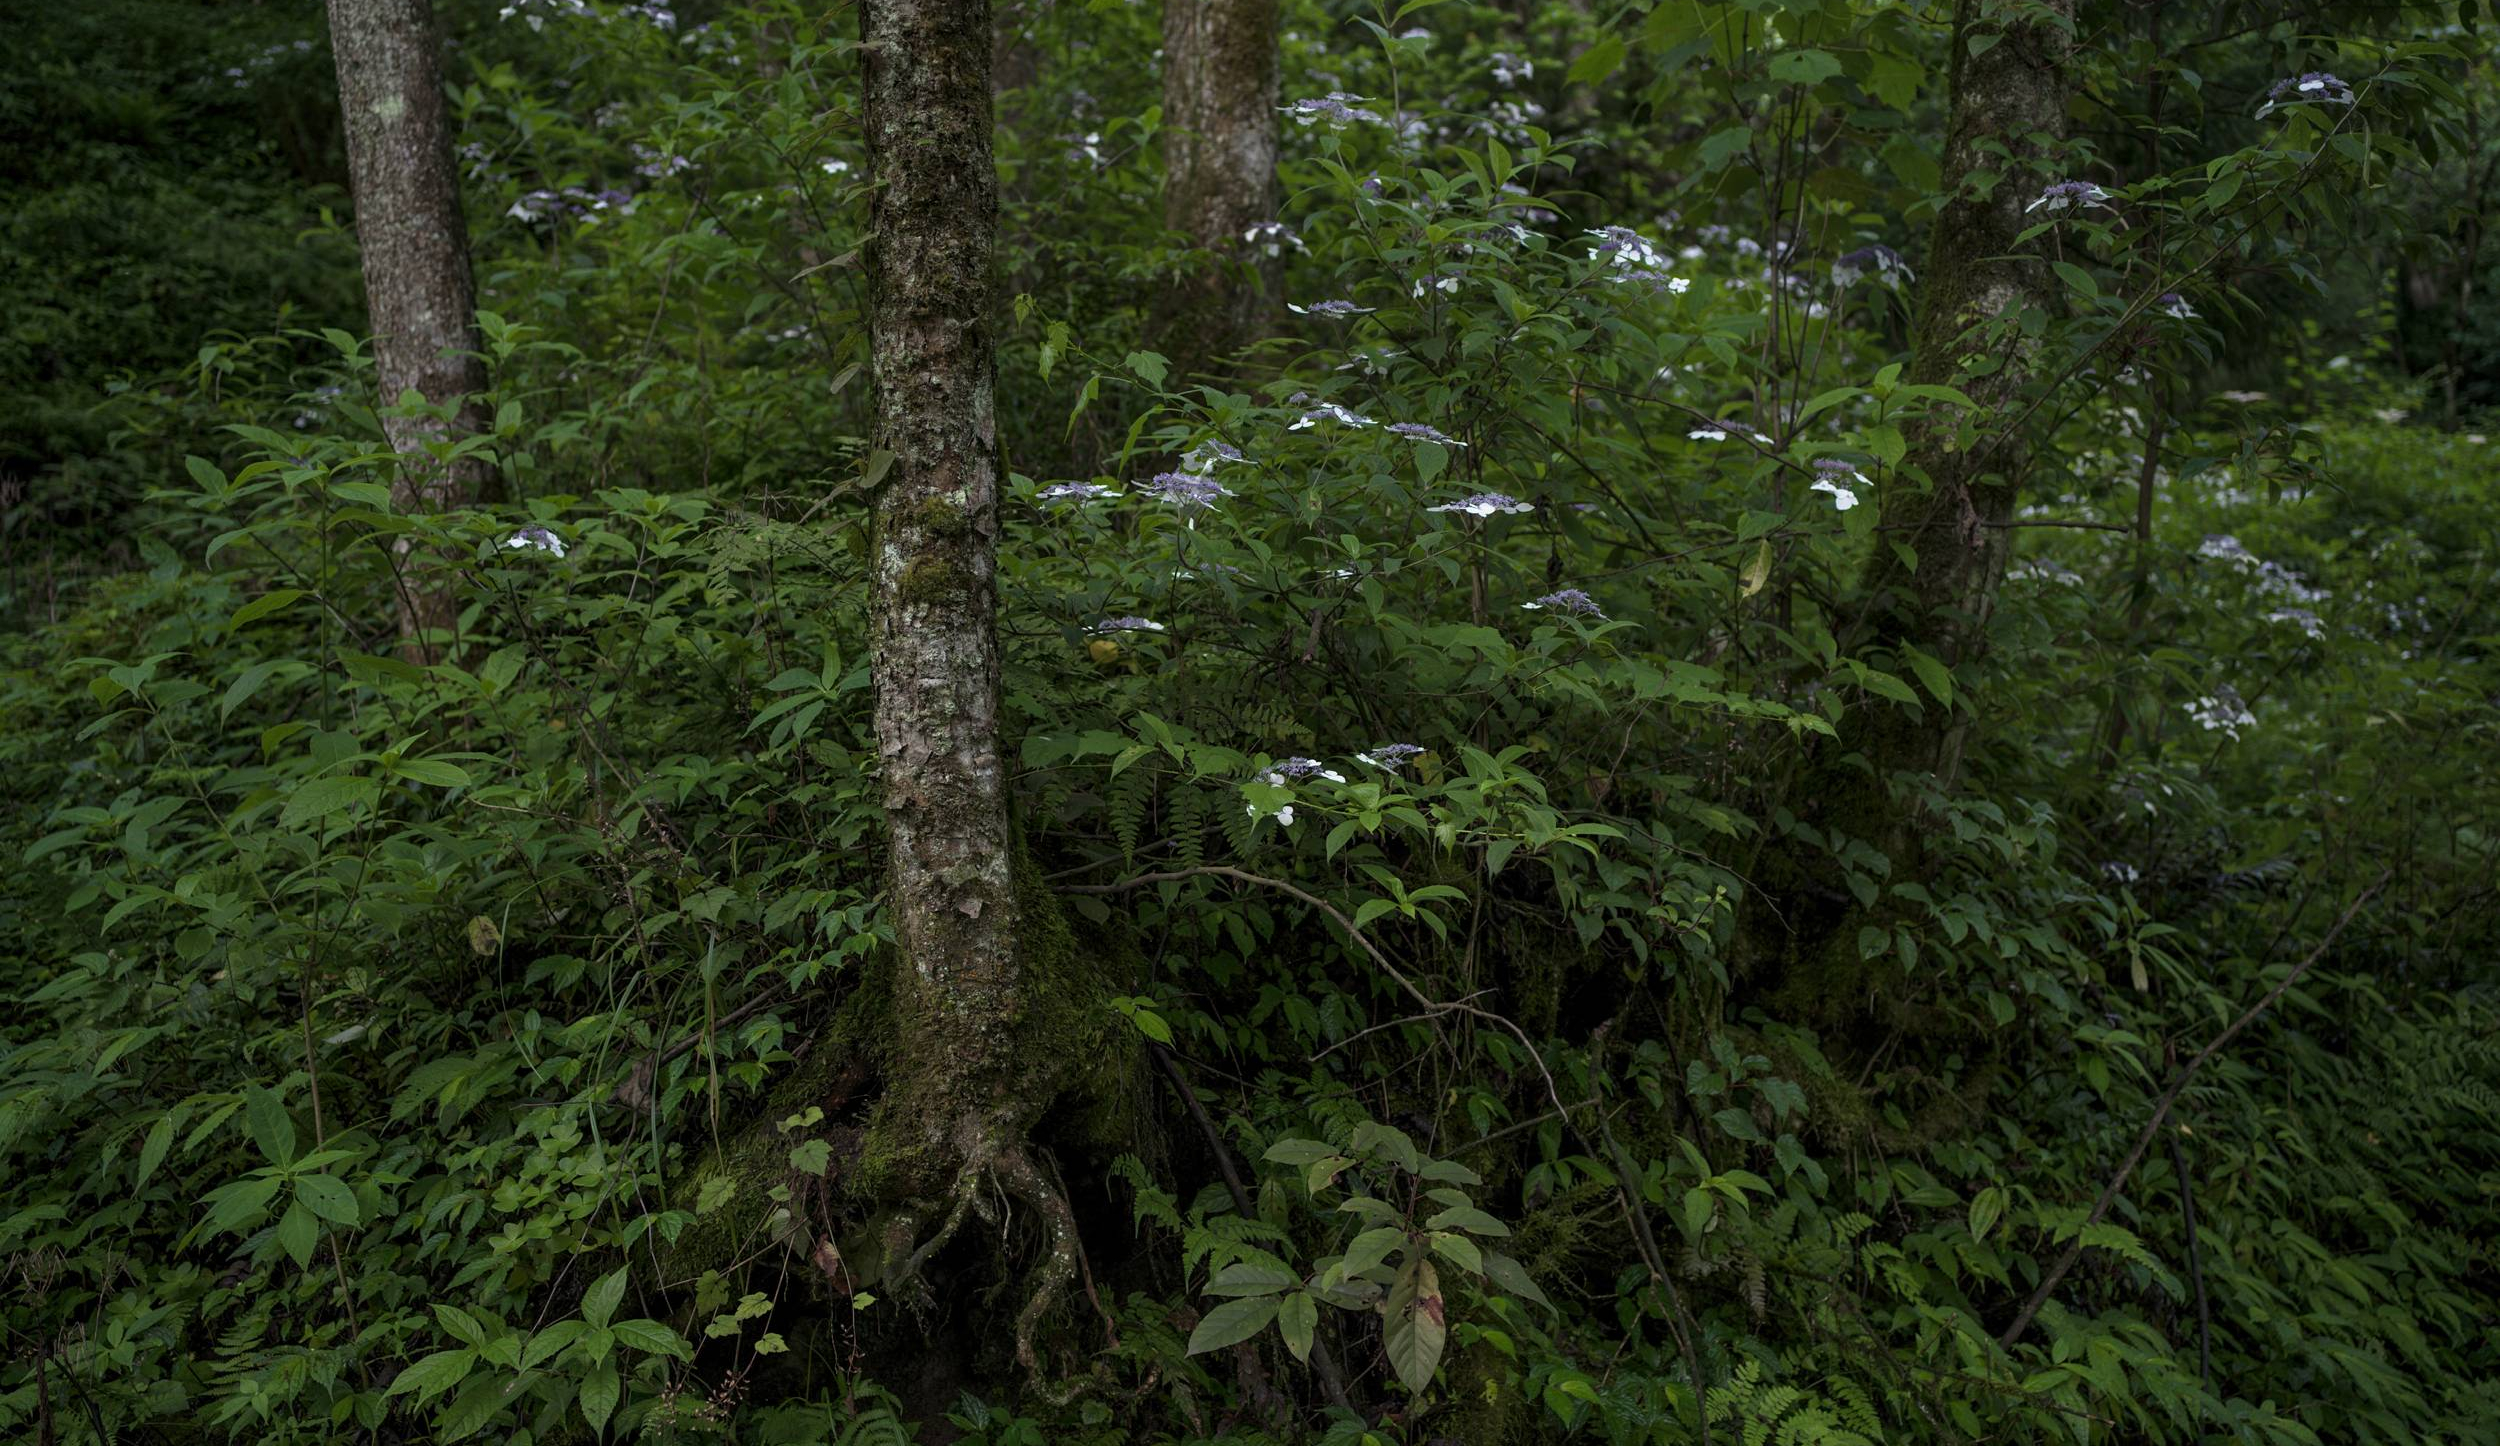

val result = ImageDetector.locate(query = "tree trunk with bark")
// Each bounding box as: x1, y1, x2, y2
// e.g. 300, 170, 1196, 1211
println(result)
325, 0, 490, 658
1154, 0, 1281, 375
857, 0, 1083, 1374
1741, 0, 2076, 1031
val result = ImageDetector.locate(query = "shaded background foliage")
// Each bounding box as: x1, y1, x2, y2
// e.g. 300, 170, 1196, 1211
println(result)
4, 0, 2498, 1443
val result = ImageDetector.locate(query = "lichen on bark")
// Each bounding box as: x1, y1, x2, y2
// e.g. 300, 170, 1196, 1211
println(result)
1153, 0, 1282, 375
325, 0, 491, 658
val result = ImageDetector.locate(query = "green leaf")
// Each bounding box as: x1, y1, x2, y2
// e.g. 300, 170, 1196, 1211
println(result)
1481, 1250, 1553, 1311
1124, 350, 1170, 388
1384, 1258, 1446, 1394
432, 1303, 489, 1348
1261, 1138, 1339, 1167
1969, 1185, 2006, 1242
293, 1172, 361, 1226
1185, 1294, 1281, 1355
280, 774, 378, 830
1424, 1203, 1511, 1237
393, 757, 472, 788
1338, 1225, 1407, 1279
583, 1265, 628, 1331
440, 1375, 508, 1441
2052, 260, 2099, 299
134, 1115, 174, 1189
202, 1175, 282, 1233
1567, 34, 1625, 85
386, 1348, 477, 1404
1429, 1230, 1483, 1275
1767, 48, 1841, 86
1276, 1291, 1317, 1362
1206, 1262, 1299, 1297
578, 1361, 620, 1433
228, 589, 305, 629
610, 1318, 693, 1359
244, 1085, 297, 1167
1902, 647, 1955, 707
522, 1321, 587, 1371
789, 1139, 833, 1176
273, 1201, 318, 1266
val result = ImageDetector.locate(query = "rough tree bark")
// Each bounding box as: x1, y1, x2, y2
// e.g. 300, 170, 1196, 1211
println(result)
1742, 0, 2076, 1024
325, 0, 490, 658
858, 0, 1081, 1374
1154, 0, 1281, 373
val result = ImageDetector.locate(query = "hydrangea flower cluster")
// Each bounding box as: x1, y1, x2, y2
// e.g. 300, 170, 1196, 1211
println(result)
2266, 607, 2327, 639
1135, 472, 1234, 515
1181, 439, 1248, 470
1289, 299, 1374, 318
1263, 757, 1347, 784
1524, 589, 1605, 617
1242, 222, 1304, 257
2185, 687, 2256, 739
504, 526, 568, 557
2257, 72, 2355, 117
1489, 51, 1533, 85
1286, 93, 1382, 129
1427, 492, 1533, 518
1809, 458, 1867, 511
1092, 616, 1165, 634
1386, 422, 1464, 446
1832, 244, 1913, 290
2199, 534, 2331, 605
508, 187, 635, 223
1586, 227, 1690, 293
1356, 743, 1426, 771
498, 0, 675, 30
2026, 180, 2113, 214
1412, 273, 1463, 297
1690, 421, 1770, 445
1290, 403, 1373, 430
1037, 482, 1116, 504
2157, 292, 2197, 319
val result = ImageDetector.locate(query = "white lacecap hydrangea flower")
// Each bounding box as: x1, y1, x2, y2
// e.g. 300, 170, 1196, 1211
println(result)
2257, 71, 2354, 118
1289, 299, 1374, 318
1831, 244, 1913, 289
1092, 616, 1165, 634
1690, 420, 1767, 444
1181, 439, 1248, 470
1412, 273, 1462, 297
1809, 458, 1865, 511
1262, 757, 1346, 785
1241, 221, 1304, 257
2157, 291, 2196, 320
1290, 403, 1372, 431
2185, 687, 2256, 739
503, 526, 568, 557
1490, 51, 1533, 85
1356, 743, 1426, 771
1037, 482, 1115, 504
1386, 422, 1464, 447
1427, 492, 1533, 518
1135, 472, 1234, 513
1524, 588, 1605, 617
2266, 607, 2327, 639
2026, 180, 2113, 214
1286, 93, 1382, 129
1586, 226, 1687, 292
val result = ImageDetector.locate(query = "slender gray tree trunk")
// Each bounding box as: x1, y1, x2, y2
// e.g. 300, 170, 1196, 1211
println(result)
326, 0, 490, 659
1741, 0, 2075, 1022
1156, 0, 1280, 372
858, 0, 1081, 1371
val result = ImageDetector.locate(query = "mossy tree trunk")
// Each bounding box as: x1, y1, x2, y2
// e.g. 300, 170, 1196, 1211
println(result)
858, 0, 1081, 1371
324, 0, 490, 660
1155, 0, 1280, 374
1743, 0, 2075, 1016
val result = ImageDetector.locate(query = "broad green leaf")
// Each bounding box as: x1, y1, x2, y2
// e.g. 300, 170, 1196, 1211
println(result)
583, 1265, 628, 1330
1970, 1185, 2007, 1242
1185, 1294, 1280, 1355
579, 1360, 620, 1432
294, 1172, 360, 1226
280, 774, 378, 829
1276, 1291, 1317, 1363
244, 1085, 297, 1167
1384, 1258, 1446, 1394
135, 1115, 173, 1189
611, 1318, 692, 1359
386, 1348, 477, 1404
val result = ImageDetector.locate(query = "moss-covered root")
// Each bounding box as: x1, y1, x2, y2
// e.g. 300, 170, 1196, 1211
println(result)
875, 1109, 1083, 1383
